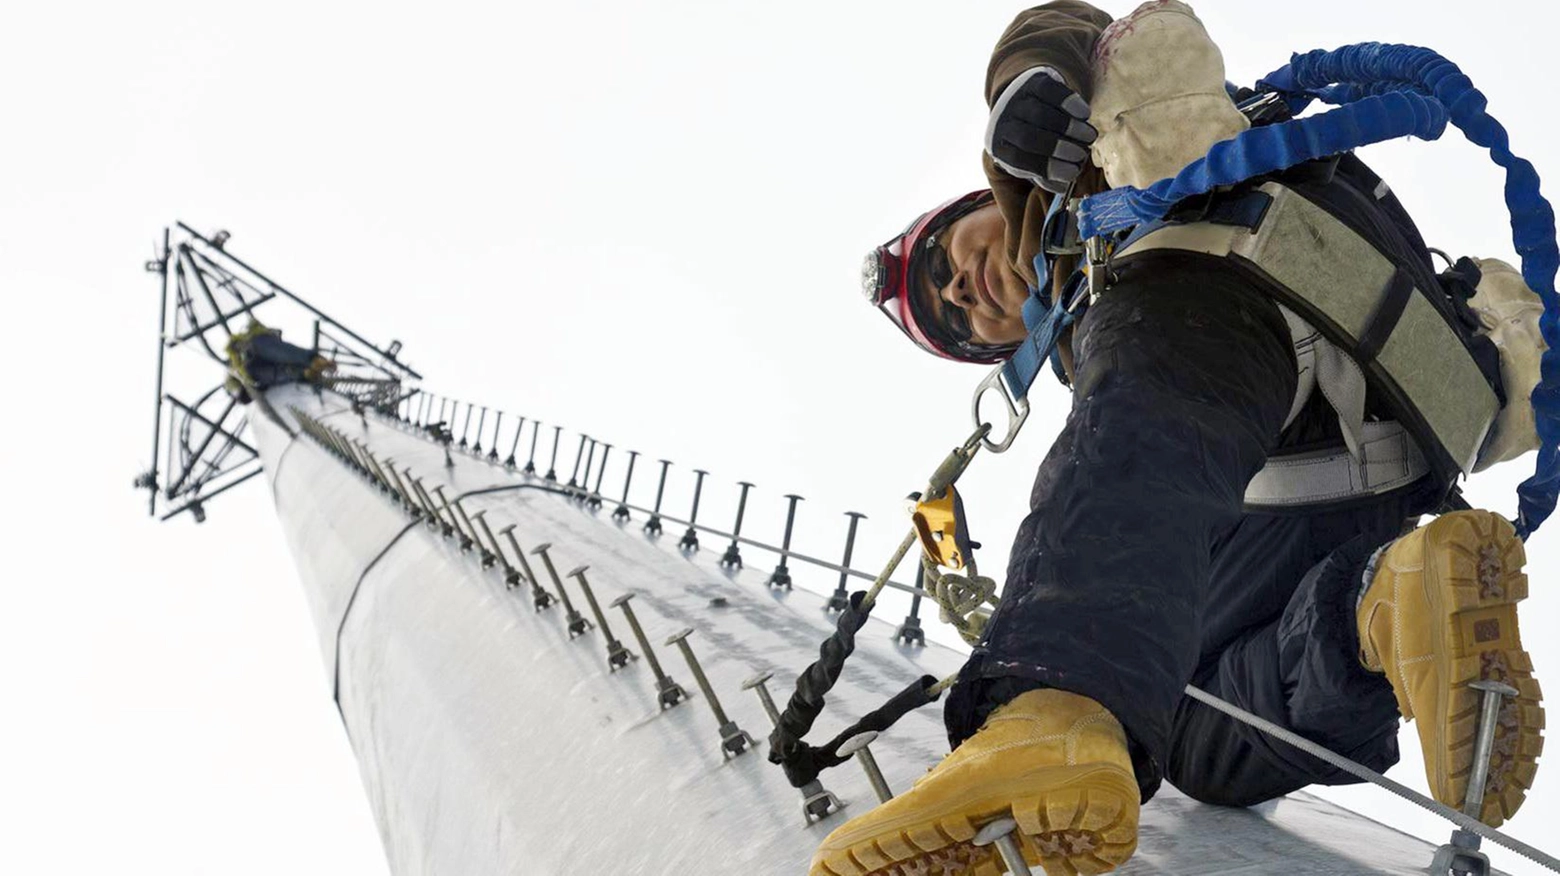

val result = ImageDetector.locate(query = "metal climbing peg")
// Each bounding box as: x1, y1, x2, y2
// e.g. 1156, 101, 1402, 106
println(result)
579, 438, 598, 500
569, 566, 634, 670
505, 415, 525, 468
973, 817, 1033, 876
721, 481, 754, 569
567, 434, 589, 489
611, 593, 685, 708
827, 512, 867, 612
383, 463, 418, 517
838, 731, 893, 804
744, 670, 842, 823
431, 486, 473, 550
613, 450, 640, 522
768, 494, 804, 590
645, 459, 672, 536
410, 476, 450, 535
500, 525, 555, 611
453, 499, 490, 563
360, 447, 395, 498
533, 543, 591, 637
588, 443, 611, 511
1465, 679, 1520, 820
743, 670, 784, 725
350, 442, 379, 486
470, 510, 506, 571
545, 425, 562, 481
1429, 678, 1521, 876
524, 420, 541, 475
680, 469, 709, 551
667, 628, 756, 759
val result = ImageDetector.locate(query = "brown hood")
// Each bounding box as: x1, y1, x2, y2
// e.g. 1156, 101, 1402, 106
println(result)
981, 2, 1114, 291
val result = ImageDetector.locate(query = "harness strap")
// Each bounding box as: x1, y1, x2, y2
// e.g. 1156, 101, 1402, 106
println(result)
1000, 276, 1079, 403
1077, 42, 1560, 536
1116, 182, 1500, 482
1078, 86, 1447, 239
1355, 269, 1417, 363
1244, 420, 1429, 509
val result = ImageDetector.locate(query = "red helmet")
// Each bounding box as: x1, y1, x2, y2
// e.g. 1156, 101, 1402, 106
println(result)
861, 189, 1015, 363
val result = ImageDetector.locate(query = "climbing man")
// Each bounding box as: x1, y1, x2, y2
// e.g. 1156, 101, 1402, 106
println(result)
226, 320, 335, 395
814, 2, 1546, 874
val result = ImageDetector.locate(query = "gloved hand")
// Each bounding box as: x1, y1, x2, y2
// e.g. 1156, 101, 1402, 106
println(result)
984, 66, 1097, 193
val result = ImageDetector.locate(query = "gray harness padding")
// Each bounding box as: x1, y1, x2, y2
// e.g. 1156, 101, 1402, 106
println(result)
1115, 181, 1499, 507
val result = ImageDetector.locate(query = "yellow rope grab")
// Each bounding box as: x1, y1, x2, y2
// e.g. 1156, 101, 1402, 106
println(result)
858, 423, 1002, 695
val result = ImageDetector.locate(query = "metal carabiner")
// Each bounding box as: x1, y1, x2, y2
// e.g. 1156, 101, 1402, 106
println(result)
972, 365, 1029, 454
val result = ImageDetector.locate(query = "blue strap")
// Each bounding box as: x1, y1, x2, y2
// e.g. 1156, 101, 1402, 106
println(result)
1075, 42, 1560, 538
1077, 88, 1447, 239
1000, 190, 1271, 400
1276, 45, 1560, 536
1001, 255, 1078, 400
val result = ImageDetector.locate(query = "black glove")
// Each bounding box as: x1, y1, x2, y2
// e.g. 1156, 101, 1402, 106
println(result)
984, 66, 1097, 193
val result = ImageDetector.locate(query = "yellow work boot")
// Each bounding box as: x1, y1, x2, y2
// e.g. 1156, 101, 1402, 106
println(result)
1358, 509, 1545, 826
810, 688, 1139, 876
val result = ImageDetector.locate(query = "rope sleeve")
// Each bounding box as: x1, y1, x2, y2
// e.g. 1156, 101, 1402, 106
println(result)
768, 590, 874, 785
773, 674, 942, 790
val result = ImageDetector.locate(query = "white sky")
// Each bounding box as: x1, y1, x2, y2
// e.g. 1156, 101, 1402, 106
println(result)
4, 1, 1558, 873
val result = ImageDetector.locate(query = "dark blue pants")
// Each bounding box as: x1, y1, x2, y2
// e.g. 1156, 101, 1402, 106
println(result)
945, 251, 1425, 804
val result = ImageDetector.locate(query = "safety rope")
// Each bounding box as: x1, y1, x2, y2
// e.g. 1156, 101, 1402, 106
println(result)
771, 428, 990, 789
1182, 685, 1559, 872
920, 555, 999, 646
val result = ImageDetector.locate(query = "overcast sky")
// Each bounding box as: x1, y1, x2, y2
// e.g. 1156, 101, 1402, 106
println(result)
4, 1, 1558, 873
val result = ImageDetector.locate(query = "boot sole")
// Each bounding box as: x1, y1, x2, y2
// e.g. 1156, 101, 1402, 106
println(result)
812, 763, 1139, 876
1417, 510, 1545, 826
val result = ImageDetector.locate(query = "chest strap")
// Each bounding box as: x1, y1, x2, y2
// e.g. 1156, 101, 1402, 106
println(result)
1115, 181, 1500, 480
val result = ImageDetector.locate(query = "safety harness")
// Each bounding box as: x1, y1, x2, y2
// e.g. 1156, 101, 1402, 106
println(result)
772, 40, 1560, 872
1071, 43, 1560, 537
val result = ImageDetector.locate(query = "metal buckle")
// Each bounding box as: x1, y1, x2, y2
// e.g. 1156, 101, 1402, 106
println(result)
1237, 90, 1288, 125
1042, 193, 1084, 257
973, 365, 1030, 454
1085, 236, 1114, 302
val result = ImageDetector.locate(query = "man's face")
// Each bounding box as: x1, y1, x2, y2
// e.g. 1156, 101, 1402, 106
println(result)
913, 202, 1031, 349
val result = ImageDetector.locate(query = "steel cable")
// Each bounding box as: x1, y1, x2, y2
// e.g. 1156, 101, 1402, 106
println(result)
1182, 684, 1559, 872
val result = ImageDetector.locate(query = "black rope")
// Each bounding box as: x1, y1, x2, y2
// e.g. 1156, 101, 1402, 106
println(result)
768, 590, 943, 788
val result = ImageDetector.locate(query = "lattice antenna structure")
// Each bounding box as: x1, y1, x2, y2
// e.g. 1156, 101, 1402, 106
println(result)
136, 222, 422, 522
